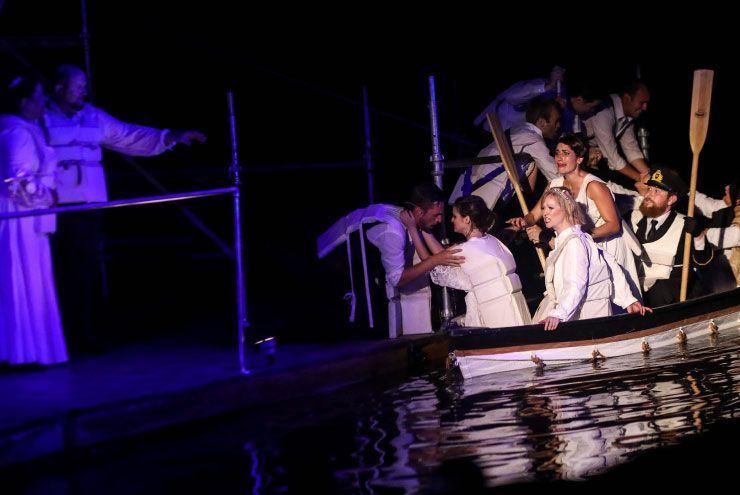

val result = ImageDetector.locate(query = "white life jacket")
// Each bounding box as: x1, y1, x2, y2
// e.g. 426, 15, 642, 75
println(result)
45, 105, 107, 203
468, 267, 522, 305
467, 265, 526, 326
631, 210, 685, 292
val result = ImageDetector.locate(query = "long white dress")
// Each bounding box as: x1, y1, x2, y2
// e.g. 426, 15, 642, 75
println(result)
431, 235, 531, 328
550, 175, 641, 298
0, 115, 67, 365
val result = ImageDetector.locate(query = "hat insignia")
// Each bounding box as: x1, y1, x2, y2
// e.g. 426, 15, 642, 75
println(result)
651, 170, 663, 183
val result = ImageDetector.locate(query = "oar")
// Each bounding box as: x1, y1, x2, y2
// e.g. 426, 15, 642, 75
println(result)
486, 112, 547, 271
680, 69, 714, 302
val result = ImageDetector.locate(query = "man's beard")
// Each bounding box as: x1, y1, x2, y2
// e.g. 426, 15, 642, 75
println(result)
639, 200, 668, 218
418, 223, 433, 234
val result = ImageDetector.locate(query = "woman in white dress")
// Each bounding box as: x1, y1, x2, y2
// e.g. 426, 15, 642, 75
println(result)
534, 187, 649, 331
509, 133, 641, 300
0, 74, 67, 366
402, 195, 531, 328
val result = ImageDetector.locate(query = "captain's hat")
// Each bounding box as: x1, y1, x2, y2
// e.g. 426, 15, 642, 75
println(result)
646, 167, 687, 197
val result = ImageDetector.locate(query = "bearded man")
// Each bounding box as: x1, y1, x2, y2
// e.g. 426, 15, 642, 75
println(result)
627, 167, 711, 306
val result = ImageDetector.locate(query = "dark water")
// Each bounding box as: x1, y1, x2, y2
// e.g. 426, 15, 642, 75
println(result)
7, 317, 740, 494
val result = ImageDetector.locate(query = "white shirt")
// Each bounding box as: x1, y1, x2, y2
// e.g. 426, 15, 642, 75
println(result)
448, 122, 558, 208
548, 225, 636, 321
480, 122, 559, 181
706, 225, 740, 249
694, 191, 728, 217
585, 94, 644, 171
677, 192, 737, 251
508, 122, 559, 181
645, 209, 672, 231
365, 213, 409, 288
474, 78, 548, 131
548, 226, 596, 320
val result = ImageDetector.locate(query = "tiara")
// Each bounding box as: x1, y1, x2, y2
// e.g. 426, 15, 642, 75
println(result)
549, 186, 574, 200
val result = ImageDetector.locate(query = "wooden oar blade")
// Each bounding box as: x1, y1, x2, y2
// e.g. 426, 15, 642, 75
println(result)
681, 69, 714, 302
689, 69, 714, 154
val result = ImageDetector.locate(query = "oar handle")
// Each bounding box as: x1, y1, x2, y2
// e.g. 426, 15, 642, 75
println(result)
486, 113, 547, 271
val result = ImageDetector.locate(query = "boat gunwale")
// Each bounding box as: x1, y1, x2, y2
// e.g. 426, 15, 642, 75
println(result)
450, 288, 740, 355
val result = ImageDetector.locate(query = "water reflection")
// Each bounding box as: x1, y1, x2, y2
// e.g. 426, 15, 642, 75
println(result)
326, 317, 740, 491
7, 320, 738, 493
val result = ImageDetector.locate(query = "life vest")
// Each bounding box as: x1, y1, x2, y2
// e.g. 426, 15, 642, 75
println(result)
630, 209, 686, 292
44, 105, 107, 203
468, 265, 528, 327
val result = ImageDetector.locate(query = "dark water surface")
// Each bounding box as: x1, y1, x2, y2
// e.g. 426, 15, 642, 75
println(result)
6, 317, 740, 494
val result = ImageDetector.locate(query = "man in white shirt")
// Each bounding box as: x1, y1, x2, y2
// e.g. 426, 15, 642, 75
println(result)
450, 97, 561, 209
366, 183, 464, 336
46, 64, 206, 353
585, 80, 651, 184
474, 66, 602, 134
693, 180, 740, 291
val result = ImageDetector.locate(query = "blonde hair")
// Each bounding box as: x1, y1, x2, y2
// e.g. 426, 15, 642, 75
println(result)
541, 187, 586, 227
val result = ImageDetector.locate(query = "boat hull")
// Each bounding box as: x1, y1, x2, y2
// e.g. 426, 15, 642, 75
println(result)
450, 288, 740, 379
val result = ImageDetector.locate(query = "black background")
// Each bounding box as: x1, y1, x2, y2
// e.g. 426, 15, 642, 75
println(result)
1, 2, 736, 344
